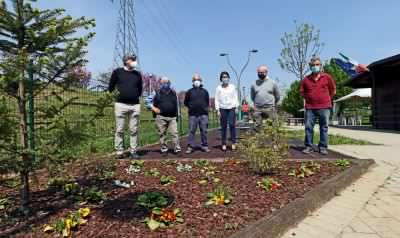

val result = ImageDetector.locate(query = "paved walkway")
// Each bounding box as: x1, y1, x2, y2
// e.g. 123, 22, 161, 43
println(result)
282, 127, 400, 238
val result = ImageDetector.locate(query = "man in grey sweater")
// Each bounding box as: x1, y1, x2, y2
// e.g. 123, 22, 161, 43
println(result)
250, 65, 280, 128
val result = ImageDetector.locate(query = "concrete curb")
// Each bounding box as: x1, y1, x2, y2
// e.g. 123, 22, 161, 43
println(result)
229, 158, 375, 238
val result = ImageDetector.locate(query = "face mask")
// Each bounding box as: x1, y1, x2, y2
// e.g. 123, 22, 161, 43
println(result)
128, 61, 138, 69
258, 73, 267, 80
160, 83, 170, 90
311, 66, 321, 74
222, 77, 230, 84
193, 80, 202, 87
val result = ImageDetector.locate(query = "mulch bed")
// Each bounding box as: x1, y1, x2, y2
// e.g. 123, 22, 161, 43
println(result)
0, 130, 353, 238
137, 130, 345, 160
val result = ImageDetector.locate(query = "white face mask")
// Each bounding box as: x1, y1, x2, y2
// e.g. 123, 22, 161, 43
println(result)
193, 80, 202, 87
222, 77, 230, 84
128, 61, 138, 69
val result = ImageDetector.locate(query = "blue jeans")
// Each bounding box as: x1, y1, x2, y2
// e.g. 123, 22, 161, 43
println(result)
304, 109, 330, 149
188, 115, 209, 148
220, 109, 236, 145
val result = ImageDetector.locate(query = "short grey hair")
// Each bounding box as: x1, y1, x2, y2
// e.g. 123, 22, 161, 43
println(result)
309, 56, 321, 66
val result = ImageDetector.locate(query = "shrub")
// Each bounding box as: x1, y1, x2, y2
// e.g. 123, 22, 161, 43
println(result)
239, 118, 289, 174
137, 191, 169, 209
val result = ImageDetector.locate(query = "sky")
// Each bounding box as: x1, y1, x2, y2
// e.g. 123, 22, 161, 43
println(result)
35, 0, 400, 97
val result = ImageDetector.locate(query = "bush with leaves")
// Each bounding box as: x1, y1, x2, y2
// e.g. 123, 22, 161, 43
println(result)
137, 191, 169, 209
80, 156, 116, 181
239, 118, 289, 174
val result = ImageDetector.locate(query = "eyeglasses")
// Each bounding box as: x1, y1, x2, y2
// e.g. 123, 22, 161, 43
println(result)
311, 63, 321, 66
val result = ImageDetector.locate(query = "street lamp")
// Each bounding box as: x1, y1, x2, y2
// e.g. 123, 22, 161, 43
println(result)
219, 49, 258, 120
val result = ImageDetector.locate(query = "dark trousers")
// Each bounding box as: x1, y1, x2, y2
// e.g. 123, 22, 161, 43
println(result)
220, 108, 236, 145
305, 109, 330, 148
188, 115, 209, 148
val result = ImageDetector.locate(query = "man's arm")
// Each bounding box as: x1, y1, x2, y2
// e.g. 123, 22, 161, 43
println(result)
299, 79, 305, 98
151, 92, 161, 114
137, 72, 143, 96
205, 90, 210, 108
183, 90, 190, 107
108, 70, 117, 92
250, 85, 256, 102
327, 74, 336, 98
273, 83, 281, 105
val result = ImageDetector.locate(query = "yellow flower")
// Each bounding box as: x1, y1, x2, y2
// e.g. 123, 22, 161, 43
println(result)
79, 207, 90, 218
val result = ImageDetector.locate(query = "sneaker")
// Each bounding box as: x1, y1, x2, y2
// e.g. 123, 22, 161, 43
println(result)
319, 147, 328, 155
174, 147, 182, 154
116, 153, 125, 160
231, 144, 237, 151
129, 152, 140, 160
185, 147, 194, 154
221, 145, 227, 152
302, 147, 314, 154
201, 147, 211, 153
161, 148, 169, 154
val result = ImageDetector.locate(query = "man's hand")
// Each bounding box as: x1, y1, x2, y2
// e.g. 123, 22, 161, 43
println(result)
152, 106, 161, 114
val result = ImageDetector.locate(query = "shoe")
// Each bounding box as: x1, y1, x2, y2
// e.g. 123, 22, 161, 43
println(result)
302, 147, 314, 154
174, 147, 182, 154
231, 144, 237, 151
116, 153, 125, 160
319, 147, 328, 155
201, 147, 211, 153
221, 145, 227, 152
185, 147, 194, 154
161, 148, 168, 154
129, 152, 140, 160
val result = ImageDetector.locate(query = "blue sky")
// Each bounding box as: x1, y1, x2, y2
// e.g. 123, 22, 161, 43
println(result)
36, 0, 400, 96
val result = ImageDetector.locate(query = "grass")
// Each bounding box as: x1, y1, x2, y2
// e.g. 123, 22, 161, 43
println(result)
286, 129, 375, 145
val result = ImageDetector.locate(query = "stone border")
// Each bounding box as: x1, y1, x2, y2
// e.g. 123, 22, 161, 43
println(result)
229, 158, 375, 238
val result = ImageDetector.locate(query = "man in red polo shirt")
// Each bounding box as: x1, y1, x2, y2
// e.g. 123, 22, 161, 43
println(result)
300, 56, 336, 155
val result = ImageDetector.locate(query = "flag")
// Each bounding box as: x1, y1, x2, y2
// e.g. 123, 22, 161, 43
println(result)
333, 53, 369, 77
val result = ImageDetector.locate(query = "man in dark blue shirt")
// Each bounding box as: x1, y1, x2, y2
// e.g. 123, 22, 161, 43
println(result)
184, 73, 210, 154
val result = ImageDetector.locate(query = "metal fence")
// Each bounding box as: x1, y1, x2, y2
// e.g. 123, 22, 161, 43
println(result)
1, 85, 220, 157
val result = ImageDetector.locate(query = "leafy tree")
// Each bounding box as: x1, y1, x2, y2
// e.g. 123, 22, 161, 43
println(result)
281, 80, 303, 117
323, 59, 352, 100
278, 22, 324, 81
0, 0, 111, 212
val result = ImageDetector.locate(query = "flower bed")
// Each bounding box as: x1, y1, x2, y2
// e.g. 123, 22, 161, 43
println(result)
0, 158, 357, 238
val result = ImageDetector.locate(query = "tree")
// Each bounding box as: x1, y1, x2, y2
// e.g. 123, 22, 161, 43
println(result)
68, 66, 92, 89
281, 80, 303, 117
0, 0, 111, 212
278, 22, 324, 81
323, 59, 354, 117
323, 60, 353, 100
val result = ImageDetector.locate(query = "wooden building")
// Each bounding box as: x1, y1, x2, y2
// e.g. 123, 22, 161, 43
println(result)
348, 54, 400, 130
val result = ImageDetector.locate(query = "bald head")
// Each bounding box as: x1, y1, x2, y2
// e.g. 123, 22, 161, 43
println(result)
257, 65, 268, 80
257, 65, 269, 73
160, 76, 170, 84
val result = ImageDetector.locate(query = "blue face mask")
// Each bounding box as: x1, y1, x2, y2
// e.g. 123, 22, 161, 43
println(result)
160, 83, 170, 90
311, 66, 321, 74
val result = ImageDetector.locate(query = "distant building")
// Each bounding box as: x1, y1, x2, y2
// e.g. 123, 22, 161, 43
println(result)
347, 54, 400, 130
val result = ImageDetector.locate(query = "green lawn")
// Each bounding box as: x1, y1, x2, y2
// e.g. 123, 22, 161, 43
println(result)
286, 129, 375, 145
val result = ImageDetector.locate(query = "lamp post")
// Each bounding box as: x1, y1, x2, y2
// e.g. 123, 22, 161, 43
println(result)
219, 49, 258, 120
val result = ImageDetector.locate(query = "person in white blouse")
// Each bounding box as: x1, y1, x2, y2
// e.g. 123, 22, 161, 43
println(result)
214, 71, 239, 151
